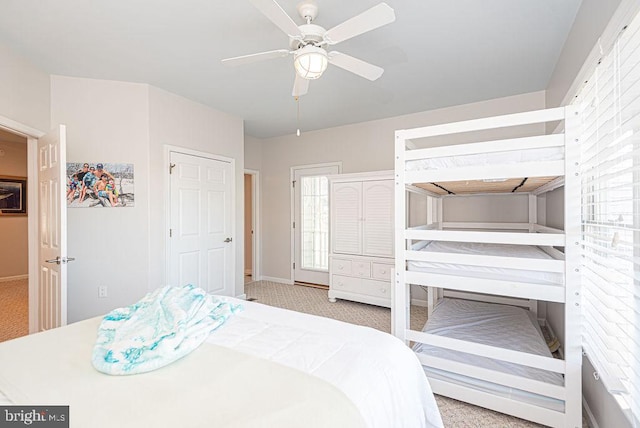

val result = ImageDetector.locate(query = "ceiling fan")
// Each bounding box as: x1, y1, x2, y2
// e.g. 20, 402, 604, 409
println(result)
221, 0, 396, 97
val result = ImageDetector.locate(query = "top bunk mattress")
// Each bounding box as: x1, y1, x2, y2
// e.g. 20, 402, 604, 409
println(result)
405, 146, 564, 171
408, 240, 563, 285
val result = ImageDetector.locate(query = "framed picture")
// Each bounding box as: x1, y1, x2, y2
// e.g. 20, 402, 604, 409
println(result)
66, 162, 135, 208
0, 176, 27, 215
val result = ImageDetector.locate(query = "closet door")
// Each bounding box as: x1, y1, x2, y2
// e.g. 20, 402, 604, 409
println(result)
362, 180, 394, 257
331, 181, 362, 254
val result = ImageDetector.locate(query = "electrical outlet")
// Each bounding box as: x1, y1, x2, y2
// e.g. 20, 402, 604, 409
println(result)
98, 285, 108, 298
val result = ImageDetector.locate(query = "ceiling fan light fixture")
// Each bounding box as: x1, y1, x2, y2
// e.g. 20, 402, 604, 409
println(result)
294, 45, 328, 80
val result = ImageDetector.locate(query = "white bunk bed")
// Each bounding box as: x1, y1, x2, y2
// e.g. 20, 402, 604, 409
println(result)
393, 106, 582, 428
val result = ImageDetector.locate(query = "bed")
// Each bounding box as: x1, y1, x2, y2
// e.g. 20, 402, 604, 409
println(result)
394, 106, 582, 427
0, 297, 443, 428
408, 240, 563, 285
413, 298, 563, 411
405, 145, 564, 172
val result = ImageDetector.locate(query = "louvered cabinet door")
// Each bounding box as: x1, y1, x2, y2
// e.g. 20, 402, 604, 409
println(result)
331, 181, 362, 254
362, 180, 394, 257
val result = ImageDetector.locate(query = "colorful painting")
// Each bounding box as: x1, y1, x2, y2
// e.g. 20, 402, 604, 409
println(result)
0, 177, 27, 215
66, 162, 134, 208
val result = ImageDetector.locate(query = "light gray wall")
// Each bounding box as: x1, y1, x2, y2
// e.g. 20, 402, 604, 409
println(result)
51, 77, 245, 323
0, 139, 28, 278
51, 76, 151, 323
546, 0, 623, 110
251, 91, 546, 281
0, 41, 50, 132
244, 136, 263, 171
147, 86, 245, 297
583, 355, 632, 427
444, 194, 529, 223
544, 186, 566, 346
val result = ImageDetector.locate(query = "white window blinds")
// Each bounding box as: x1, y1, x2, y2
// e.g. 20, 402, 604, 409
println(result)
575, 13, 640, 425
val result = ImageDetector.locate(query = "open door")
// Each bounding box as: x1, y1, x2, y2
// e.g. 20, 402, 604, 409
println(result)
37, 125, 68, 330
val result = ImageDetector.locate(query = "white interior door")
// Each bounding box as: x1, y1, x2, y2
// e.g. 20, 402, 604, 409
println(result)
293, 164, 340, 285
37, 124, 68, 331
169, 151, 234, 296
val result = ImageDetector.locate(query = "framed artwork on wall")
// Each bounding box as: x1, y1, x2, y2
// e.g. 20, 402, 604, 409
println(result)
66, 162, 135, 208
0, 176, 27, 215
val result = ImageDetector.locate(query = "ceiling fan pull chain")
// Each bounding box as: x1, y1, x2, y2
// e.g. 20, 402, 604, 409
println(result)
296, 96, 301, 136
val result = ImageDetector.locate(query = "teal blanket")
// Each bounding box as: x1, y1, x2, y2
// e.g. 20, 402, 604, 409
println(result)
92, 285, 241, 375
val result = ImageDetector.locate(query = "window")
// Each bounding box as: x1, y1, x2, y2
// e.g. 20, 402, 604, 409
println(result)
300, 175, 330, 271
575, 13, 640, 425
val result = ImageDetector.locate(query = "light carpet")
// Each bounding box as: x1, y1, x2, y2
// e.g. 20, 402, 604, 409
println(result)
0, 278, 28, 343
245, 280, 585, 428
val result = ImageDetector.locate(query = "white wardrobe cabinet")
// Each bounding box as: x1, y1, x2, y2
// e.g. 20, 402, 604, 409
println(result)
328, 171, 394, 308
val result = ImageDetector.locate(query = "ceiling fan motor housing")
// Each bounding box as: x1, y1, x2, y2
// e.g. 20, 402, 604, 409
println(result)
289, 23, 326, 49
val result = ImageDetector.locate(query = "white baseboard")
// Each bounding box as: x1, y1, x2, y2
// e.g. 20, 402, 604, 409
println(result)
583, 396, 600, 428
235, 293, 247, 300
260, 276, 294, 285
0, 274, 28, 283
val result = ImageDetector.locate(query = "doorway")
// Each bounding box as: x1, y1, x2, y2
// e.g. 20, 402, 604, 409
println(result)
244, 170, 260, 284
0, 116, 59, 336
290, 163, 341, 286
0, 130, 29, 341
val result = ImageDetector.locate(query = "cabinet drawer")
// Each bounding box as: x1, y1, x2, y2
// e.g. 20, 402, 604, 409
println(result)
352, 261, 371, 277
331, 275, 390, 299
371, 263, 392, 281
363, 278, 391, 299
331, 258, 352, 275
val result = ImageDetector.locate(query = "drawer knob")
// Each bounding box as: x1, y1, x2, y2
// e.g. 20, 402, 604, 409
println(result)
380, 269, 386, 274
338, 266, 343, 270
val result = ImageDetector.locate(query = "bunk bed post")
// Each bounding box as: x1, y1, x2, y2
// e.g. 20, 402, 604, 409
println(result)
528, 193, 537, 232
394, 131, 408, 341
528, 193, 539, 315
436, 197, 443, 229
563, 105, 582, 428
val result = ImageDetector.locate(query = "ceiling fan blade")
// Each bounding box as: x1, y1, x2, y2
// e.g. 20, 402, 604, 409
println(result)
249, 0, 303, 39
323, 3, 395, 45
292, 73, 309, 97
221, 49, 290, 66
328, 51, 384, 81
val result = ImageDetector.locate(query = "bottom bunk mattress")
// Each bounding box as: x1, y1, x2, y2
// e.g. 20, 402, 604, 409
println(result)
412, 298, 564, 411
0, 297, 443, 428
408, 240, 563, 285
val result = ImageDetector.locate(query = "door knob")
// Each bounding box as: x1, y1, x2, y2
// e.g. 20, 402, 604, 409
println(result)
224, 237, 233, 243
45, 256, 76, 265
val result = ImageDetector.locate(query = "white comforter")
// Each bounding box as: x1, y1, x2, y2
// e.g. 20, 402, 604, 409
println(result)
0, 297, 443, 428
208, 298, 443, 428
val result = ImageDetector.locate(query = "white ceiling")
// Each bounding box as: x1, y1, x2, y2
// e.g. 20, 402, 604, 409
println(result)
0, 1, 582, 138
